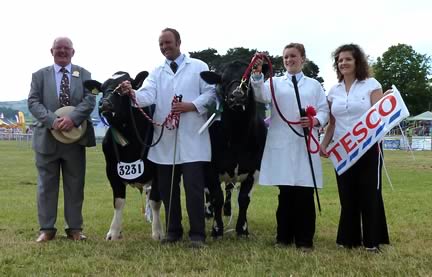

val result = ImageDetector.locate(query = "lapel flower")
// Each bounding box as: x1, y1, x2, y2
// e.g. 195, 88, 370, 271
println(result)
72, 70, 80, 78
91, 88, 100, 95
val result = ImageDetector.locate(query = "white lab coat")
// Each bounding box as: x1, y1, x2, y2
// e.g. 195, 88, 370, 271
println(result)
135, 56, 216, 165
251, 74, 329, 187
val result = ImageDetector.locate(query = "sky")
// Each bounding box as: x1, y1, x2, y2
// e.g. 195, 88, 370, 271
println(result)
0, 0, 431, 102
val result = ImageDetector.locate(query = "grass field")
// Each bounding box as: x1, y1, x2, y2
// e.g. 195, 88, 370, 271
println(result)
0, 140, 431, 276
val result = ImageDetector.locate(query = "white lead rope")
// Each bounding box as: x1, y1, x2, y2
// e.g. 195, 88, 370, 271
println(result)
378, 123, 417, 191
378, 143, 394, 191
166, 123, 179, 235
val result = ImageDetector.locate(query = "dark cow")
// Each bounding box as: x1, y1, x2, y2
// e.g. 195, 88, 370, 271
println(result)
200, 61, 267, 238
84, 71, 163, 240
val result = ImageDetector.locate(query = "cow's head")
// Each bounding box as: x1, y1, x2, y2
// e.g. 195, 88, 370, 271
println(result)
84, 71, 148, 124
201, 61, 253, 111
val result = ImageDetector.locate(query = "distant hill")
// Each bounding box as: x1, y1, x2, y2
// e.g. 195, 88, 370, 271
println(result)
0, 100, 31, 121
0, 96, 101, 124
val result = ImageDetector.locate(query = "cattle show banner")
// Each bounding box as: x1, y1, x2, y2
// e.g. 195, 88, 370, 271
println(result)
326, 85, 410, 175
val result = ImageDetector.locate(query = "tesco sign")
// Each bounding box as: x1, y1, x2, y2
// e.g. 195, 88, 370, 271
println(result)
327, 85, 410, 175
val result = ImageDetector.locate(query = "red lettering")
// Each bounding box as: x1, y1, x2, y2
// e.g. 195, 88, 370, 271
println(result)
365, 108, 381, 129
340, 133, 357, 153
327, 142, 343, 162
378, 94, 397, 116
352, 122, 368, 143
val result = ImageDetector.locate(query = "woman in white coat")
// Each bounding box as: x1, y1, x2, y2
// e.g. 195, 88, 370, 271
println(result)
251, 43, 329, 250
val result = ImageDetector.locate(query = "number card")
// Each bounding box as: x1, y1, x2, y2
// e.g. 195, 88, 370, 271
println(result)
117, 160, 145, 180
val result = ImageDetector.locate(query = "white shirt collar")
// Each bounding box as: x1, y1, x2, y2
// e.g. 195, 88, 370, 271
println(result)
285, 71, 304, 82
54, 63, 72, 73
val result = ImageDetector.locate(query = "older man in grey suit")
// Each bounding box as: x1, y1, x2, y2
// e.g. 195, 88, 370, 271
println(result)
28, 37, 95, 242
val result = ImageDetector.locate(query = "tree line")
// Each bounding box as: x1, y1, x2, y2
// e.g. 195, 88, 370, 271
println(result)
0, 44, 430, 120
0, 107, 20, 120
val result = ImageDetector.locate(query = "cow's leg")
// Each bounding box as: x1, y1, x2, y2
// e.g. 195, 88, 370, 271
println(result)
236, 174, 254, 237
107, 198, 125, 240
149, 200, 163, 240
223, 182, 234, 217
106, 160, 127, 240
143, 186, 153, 223
210, 185, 224, 238
205, 164, 224, 238
148, 175, 163, 240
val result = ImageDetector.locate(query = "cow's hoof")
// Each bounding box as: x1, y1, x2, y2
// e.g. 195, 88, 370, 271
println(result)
106, 231, 122, 241
211, 226, 224, 239
236, 222, 249, 237
236, 230, 249, 238
152, 232, 164, 241
152, 220, 163, 241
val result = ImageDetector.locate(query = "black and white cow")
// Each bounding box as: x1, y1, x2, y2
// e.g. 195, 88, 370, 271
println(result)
201, 61, 267, 238
84, 72, 163, 241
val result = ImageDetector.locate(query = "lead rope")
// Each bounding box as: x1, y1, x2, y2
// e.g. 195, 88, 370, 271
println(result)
246, 54, 320, 153
114, 85, 181, 130
166, 95, 183, 236
377, 142, 394, 191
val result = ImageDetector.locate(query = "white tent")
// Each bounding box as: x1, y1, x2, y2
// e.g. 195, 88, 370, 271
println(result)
407, 111, 432, 121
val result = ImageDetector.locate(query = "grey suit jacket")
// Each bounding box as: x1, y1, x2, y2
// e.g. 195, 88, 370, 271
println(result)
28, 64, 96, 154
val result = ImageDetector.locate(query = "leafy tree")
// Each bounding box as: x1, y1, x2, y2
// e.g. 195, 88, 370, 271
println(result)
188, 48, 220, 71
373, 44, 432, 115
220, 47, 257, 67
189, 47, 324, 84
190, 47, 259, 72
268, 55, 284, 77
303, 59, 324, 84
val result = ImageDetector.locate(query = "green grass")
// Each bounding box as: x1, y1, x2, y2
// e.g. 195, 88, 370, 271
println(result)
0, 140, 431, 276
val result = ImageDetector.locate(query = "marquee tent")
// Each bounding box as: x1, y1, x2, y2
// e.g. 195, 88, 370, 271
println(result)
406, 111, 432, 121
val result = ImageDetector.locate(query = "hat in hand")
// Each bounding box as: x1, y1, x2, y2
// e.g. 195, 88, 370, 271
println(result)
50, 106, 87, 144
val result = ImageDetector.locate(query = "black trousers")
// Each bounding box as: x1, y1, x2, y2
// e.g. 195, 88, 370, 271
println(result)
157, 162, 206, 242
276, 186, 316, 247
336, 143, 389, 248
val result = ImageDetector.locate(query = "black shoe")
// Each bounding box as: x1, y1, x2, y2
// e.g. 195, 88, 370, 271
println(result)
297, 245, 314, 252
275, 239, 292, 247
161, 235, 181, 244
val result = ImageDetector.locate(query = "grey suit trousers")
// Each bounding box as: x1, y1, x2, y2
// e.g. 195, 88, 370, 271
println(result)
35, 143, 86, 231
157, 162, 206, 242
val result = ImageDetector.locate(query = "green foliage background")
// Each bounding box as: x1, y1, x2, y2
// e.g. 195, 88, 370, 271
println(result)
373, 44, 432, 115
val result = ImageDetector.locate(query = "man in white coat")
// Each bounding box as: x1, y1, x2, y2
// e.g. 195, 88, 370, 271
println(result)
121, 28, 215, 247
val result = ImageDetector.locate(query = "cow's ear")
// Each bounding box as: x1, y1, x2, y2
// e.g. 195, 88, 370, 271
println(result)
132, 71, 149, 89
200, 71, 221, 84
84, 80, 102, 95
